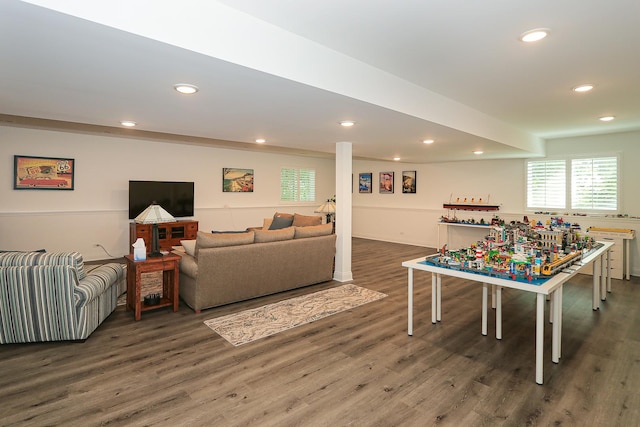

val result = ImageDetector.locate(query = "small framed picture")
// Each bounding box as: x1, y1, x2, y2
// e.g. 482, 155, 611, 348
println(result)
402, 170, 416, 193
358, 173, 373, 193
14, 155, 75, 190
379, 172, 394, 194
223, 168, 254, 192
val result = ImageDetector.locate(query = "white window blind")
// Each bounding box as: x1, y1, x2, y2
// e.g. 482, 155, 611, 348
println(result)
571, 157, 618, 210
526, 156, 619, 212
527, 160, 566, 209
280, 168, 316, 202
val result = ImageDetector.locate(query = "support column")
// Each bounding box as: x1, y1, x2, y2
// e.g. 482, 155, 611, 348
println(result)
333, 142, 353, 282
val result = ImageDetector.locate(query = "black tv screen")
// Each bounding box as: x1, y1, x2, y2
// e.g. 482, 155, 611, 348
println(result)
128, 180, 194, 220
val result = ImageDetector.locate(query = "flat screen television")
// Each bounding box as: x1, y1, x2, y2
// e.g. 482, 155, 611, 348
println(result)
128, 180, 195, 220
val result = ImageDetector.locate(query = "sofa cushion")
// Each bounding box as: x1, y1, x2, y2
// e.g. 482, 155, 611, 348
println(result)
195, 231, 254, 257
268, 215, 294, 230
292, 213, 322, 227
254, 227, 295, 243
294, 223, 333, 239
180, 240, 197, 257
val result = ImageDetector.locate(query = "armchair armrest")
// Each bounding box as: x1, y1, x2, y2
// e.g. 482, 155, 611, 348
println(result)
74, 263, 124, 305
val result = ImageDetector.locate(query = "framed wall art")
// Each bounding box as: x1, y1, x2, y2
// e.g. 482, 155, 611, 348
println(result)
358, 172, 373, 193
379, 172, 394, 194
402, 170, 416, 193
223, 168, 254, 192
14, 155, 75, 190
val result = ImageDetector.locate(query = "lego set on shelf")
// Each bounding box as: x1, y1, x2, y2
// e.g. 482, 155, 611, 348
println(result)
424, 217, 601, 285
442, 194, 500, 212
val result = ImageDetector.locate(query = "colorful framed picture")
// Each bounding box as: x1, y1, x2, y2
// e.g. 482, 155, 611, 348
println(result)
14, 155, 75, 190
358, 173, 373, 193
379, 172, 394, 193
402, 170, 416, 193
223, 168, 254, 192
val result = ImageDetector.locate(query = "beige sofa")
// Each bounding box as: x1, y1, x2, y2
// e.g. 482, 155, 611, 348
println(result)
177, 219, 336, 312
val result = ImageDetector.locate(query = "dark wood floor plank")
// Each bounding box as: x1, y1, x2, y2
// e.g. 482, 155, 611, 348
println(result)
1, 238, 639, 426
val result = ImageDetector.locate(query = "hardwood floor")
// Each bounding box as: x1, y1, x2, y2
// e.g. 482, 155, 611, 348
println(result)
2, 238, 639, 426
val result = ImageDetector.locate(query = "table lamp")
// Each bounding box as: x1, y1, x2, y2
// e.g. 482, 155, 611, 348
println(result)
134, 202, 176, 257
315, 200, 336, 231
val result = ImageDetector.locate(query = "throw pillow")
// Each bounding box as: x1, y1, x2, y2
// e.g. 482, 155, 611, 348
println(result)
269, 215, 294, 230
195, 231, 254, 257
254, 227, 295, 243
274, 212, 294, 220
292, 213, 322, 227
294, 223, 333, 239
180, 240, 196, 257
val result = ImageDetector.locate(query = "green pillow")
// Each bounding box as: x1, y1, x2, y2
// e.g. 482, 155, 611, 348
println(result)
269, 215, 294, 230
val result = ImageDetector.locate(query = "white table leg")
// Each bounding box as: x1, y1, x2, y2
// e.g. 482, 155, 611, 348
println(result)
436, 274, 442, 322
600, 253, 607, 301
625, 239, 630, 280
496, 286, 502, 340
552, 287, 563, 363
408, 268, 414, 335
491, 284, 496, 309
482, 283, 488, 336
431, 273, 437, 324
606, 249, 612, 293
536, 293, 545, 385
558, 286, 563, 357
592, 257, 601, 310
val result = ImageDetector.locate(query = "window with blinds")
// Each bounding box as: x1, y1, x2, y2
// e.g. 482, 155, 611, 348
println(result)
571, 157, 618, 210
280, 168, 316, 202
526, 156, 618, 212
527, 159, 566, 209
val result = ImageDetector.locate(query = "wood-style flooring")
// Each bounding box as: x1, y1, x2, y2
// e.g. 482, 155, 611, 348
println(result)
1, 238, 639, 426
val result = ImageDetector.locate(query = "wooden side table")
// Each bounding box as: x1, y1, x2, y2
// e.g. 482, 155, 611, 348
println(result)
124, 253, 181, 320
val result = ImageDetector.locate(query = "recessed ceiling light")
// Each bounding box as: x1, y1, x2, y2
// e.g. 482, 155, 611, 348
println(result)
519, 28, 550, 43
120, 120, 136, 127
422, 139, 434, 144
340, 120, 355, 127
174, 83, 199, 94
473, 150, 484, 155
255, 138, 266, 143
573, 84, 594, 93
393, 157, 401, 161
599, 116, 615, 122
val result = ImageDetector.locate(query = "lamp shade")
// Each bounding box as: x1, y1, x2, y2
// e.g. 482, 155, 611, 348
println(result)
315, 201, 336, 214
134, 203, 175, 224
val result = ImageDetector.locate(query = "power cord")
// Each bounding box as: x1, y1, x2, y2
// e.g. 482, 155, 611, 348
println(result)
95, 243, 118, 259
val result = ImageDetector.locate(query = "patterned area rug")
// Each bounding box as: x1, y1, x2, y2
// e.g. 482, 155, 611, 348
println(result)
204, 284, 387, 346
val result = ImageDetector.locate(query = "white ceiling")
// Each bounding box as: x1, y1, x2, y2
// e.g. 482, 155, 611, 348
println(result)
1, 0, 639, 163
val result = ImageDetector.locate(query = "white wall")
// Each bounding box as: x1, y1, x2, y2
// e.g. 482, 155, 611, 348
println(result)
352, 130, 640, 275
0, 125, 335, 260
3, 124, 640, 275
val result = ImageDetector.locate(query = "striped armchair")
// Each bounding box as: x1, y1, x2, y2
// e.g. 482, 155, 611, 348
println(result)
0, 251, 125, 343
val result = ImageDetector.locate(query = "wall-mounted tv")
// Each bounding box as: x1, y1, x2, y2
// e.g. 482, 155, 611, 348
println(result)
128, 180, 194, 220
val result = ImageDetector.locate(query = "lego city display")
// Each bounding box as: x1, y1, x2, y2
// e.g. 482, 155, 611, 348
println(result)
423, 219, 601, 284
